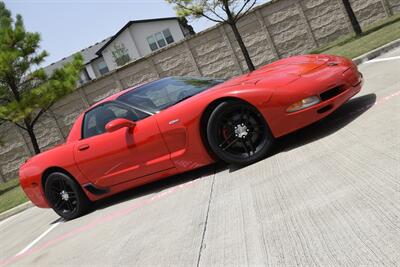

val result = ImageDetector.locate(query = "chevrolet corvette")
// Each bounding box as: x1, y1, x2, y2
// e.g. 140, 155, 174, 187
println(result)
19, 54, 363, 219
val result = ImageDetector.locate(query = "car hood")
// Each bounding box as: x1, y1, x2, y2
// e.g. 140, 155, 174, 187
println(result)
219, 55, 332, 89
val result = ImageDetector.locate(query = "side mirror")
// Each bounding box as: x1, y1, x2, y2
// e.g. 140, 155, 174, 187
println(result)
105, 118, 136, 133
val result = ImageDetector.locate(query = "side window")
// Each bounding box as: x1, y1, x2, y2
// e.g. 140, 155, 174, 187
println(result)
82, 103, 149, 139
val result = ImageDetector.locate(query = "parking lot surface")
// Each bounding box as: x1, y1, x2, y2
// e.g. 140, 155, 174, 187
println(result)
1, 48, 399, 267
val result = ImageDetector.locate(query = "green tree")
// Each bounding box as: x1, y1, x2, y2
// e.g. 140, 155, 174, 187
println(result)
0, 2, 83, 154
166, 0, 257, 71
341, 0, 362, 36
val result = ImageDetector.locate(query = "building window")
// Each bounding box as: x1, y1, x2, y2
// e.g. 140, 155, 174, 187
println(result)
146, 28, 175, 52
79, 73, 85, 84
163, 29, 174, 44
97, 60, 109, 75
155, 32, 166, 48
147, 36, 158, 52
111, 43, 131, 67
78, 69, 91, 84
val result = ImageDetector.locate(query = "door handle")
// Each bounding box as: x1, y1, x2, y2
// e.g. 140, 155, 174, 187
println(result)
78, 144, 90, 151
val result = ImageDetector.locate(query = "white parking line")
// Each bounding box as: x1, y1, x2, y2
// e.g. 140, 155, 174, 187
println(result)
16, 221, 62, 256
365, 56, 400, 64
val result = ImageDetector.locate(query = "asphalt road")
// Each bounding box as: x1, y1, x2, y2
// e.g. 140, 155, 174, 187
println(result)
1, 48, 399, 267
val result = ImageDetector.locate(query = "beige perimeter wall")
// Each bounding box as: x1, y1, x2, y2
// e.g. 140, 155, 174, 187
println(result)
0, 0, 399, 182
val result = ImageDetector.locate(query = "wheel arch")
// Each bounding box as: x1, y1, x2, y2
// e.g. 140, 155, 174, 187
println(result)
41, 167, 77, 191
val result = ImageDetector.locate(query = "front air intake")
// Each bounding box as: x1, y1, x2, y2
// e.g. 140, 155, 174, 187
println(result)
320, 86, 343, 101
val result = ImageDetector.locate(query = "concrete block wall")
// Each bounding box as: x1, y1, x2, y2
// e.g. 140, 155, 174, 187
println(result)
0, 123, 30, 182
388, 0, 400, 13
300, 0, 351, 45
350, 0, 390, 26
188, 28, 243, 77
0, 0, 398, 182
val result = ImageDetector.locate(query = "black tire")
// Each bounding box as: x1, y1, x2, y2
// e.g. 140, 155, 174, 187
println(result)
206, 100, 274, 165
44, 172, 91, 220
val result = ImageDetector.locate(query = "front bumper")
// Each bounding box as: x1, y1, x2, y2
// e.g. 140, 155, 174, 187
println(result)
268, 73, 363, 138
19, 168, 50, 208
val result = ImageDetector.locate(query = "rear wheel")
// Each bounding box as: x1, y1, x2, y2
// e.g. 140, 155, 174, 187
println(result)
44, 172, 91, 220
206, 100, 274, 165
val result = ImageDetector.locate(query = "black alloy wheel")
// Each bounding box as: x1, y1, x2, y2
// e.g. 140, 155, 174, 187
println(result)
206, 100, 274, 165
44, 172, 91, 220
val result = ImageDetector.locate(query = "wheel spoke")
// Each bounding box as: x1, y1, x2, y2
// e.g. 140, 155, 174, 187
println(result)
58, 179, 64, 191
58, 201, 68, 211
66, 190, 75, 196
51, 191, 60, 202
253, 128, 263, 134
54, 199, 63, 210
240, 108, 246, 122
60, 178, 67, 191
226, 120, 234, 127
246, 139, 256, 154
243, 108, 252, 123
64, 200, 72, 211
68, 201, 75, 211
219, 132, 234, 147
219, 116, 232, 127
51, 184, 62, 191
220, 136, 240, 151
240, 139, 251, 156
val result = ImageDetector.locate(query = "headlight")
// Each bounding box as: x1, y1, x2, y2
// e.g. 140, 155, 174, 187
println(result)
286, 96, 320, 113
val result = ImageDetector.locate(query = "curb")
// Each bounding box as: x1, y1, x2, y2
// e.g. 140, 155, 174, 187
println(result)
0, 201, 34, 222
353, 38, 400, 65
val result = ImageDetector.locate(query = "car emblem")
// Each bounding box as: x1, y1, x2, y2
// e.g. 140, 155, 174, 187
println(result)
169, 119, 180, 125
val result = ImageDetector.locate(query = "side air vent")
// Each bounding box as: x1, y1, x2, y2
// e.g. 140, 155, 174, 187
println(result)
320, 86, 343, 101
83, 184, 110, 195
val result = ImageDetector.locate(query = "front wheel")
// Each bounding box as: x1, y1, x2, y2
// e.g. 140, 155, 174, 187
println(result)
206, 100, 274, 165
44, 172, 91, 220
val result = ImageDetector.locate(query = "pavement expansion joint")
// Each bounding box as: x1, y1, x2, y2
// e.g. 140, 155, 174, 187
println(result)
196, 168, 216, 267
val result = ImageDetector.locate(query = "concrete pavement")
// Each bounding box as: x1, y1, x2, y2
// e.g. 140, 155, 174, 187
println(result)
0, 48, 399, 266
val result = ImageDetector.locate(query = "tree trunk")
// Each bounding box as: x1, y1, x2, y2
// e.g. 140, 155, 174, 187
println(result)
229, 22, 255, 72
24, 120, 41, 154
341, 0, 362, 36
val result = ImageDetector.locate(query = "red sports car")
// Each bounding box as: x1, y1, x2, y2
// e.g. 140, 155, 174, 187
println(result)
19, 54, 363, 220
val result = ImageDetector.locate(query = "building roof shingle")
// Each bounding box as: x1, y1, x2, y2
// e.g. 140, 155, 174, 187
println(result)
43, 37, 111, 76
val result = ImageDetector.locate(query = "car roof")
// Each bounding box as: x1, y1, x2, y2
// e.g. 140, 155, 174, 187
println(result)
84, 77, 178, 111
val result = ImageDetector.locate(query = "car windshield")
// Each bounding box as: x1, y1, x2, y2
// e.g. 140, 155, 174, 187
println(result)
117, 77, 224, 113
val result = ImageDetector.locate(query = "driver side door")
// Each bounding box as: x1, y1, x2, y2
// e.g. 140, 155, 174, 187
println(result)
74, 102, 174, 188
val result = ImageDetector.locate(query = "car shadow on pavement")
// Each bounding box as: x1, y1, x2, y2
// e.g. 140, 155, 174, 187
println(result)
229, 93, 377, 172
93, 162, 225, 211
84, 94, 376, 214
275, 93, 377, 152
